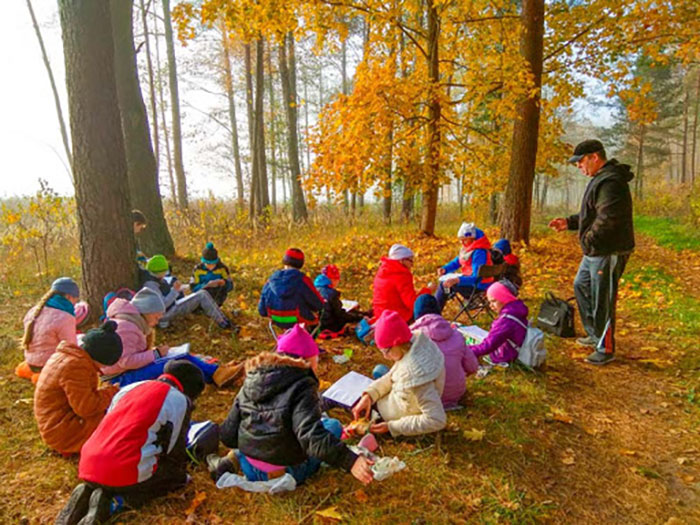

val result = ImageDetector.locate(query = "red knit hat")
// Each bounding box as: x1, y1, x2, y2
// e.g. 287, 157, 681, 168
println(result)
374, 310, 412, 349
322, 264, 340, 280
283, 248, 305, 269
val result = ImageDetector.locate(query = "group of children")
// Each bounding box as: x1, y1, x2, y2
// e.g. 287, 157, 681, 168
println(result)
14, 214, 528, 524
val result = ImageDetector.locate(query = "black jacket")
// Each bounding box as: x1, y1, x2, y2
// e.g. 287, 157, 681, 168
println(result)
220, 353, 357, 471
316, 282, 363, 332
567, 159, 635, 256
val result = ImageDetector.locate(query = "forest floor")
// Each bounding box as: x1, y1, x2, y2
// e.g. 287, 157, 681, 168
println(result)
0, 216, 699, 524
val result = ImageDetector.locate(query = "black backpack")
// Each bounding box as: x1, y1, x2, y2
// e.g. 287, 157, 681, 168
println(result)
536, 292, 576, 337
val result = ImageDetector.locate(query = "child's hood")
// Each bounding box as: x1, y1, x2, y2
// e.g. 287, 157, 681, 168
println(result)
392, 331, 445, 389
106, 298, 140, 318
411, 314, 455, 342
268, 268, 306, 298
500, 299, 529, 320
314, 274, 332, 288
242, 352, 317, 403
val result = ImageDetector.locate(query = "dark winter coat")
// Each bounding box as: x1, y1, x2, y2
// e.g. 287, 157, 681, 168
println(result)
257, 269, 324, 326
566, 159, 635, 256
220, 352, 357, 471
313, 274, 362, 332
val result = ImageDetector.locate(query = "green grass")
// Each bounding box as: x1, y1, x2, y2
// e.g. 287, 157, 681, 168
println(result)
634, 215, 700, 251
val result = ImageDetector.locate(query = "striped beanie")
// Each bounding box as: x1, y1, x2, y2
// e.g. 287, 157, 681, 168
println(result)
283, 248, 305, 269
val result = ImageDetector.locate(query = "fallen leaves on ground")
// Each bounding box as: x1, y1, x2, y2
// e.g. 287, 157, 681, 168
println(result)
463, 428, 486, 441
315, 506, 344, 521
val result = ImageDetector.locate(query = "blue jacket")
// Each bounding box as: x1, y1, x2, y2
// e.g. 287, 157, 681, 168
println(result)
441, 228, 493, 290
258, 269, 324, 326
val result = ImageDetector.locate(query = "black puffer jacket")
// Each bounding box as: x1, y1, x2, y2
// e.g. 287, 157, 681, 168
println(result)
567, 159, 635, 256
220, 352, 357, 471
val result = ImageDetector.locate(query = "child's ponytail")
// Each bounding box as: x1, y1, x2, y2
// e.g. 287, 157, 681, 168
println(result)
21, 289, 57, 351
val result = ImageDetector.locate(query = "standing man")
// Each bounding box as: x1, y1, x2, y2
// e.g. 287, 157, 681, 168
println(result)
549, 139, 634, 365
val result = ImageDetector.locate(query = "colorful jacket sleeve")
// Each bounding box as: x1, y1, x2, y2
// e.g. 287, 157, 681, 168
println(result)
457, 249, 487, 288
301, 275, 324, 313
468, 316, 511, 358
442, 256, 460, 273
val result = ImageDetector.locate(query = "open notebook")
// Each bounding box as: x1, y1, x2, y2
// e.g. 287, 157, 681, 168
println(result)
322, 371, 374, 409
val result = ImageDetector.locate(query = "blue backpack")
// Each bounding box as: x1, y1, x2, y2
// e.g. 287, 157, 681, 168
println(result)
101, 288, 136, 320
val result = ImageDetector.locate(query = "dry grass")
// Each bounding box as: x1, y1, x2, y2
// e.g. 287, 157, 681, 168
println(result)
0, 209, 699, 524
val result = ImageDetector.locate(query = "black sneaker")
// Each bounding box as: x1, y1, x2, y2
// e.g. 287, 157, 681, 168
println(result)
77, 488, 111, 525
585, 351, 615, 366
56, 483, 92, 525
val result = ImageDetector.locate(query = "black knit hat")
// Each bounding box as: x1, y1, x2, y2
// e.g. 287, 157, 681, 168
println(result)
201, 242, 219, 264
282, 248, 304, 269
81, 321, 123, 366
164, 359, 205, 400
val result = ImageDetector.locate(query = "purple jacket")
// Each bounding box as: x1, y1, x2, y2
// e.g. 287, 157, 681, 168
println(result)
410, 314, 478, 408
468, 300, 529, 364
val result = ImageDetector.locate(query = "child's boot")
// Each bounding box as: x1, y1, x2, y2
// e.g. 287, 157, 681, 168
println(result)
212, 361, 245, 388
77, 488, 111, 525
55, 483, 93, 525
206, 451, 238, 481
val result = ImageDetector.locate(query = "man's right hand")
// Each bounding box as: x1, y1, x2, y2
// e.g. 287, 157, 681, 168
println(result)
548, 217, 568, 232
352, 393, 372, 420
350, 455, 374, 484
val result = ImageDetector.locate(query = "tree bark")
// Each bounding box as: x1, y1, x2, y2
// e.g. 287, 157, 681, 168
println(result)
691, 70, 700, 185
341, 32, 350, 213
58, 0, 137, 318
420, 0, 440, 236
499, 0, 545, 243
161, 0, 188, 208
27, 0, 73, 179
253, 37, 270, 216
139, 0, 158, 174
111, 0, 174, 257
266, 39, 277, 211
383, 126, 393, 223
221, 28, 245, 207
279, 33, 308, 222
244, 43, 258, 218
635, 124, 645, 200
402, 181, 414, 221
682, 85, 690, 184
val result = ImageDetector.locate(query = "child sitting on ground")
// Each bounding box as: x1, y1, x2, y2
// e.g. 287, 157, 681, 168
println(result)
467, 282, 528, 365
493, 238, 522, 289
410, 295, 478, 409
190, 242, 233, 307
140, 254, 234, 330
313, 264, 364, 336
353, 310, 447, 437
16, 277, 89, 384
210, 324, 374, 486
258, 248, 324, 329
56, 360, 205, 525
103, 288, 242, 388
34, 321, 122, 456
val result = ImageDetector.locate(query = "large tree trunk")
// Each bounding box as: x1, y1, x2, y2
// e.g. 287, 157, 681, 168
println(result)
58, 0, 137, 317
161, 0, 188, 208
383, 127, 393, 223
27, 0, 73, 178
266, 40, 277, 211
682, 86, 690, 184
139, 0, 158, 174
221, 28, 244, 207
692, 70, 700, 185
341, 33, 350, 213
499, 0, 545, 243
420, 0, 440, 236
111, 0, 174, 257
402, 181, 414, 221
244, 43, 258, 217
253, 38, 270, 216
279, 33, 308, 222
635, 124, 645, 200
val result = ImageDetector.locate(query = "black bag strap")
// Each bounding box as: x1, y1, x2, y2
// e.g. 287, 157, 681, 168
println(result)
545, 291, 575, 304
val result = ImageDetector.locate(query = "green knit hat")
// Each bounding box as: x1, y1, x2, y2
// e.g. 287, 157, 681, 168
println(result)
146, 254, 169, 274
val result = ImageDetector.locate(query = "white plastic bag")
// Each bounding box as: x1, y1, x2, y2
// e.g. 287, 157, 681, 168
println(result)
216, 472, 297, 494
371, 456, 406, 481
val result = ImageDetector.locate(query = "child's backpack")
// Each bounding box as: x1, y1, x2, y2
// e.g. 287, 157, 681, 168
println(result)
536, 292, 575, 338
101, 288, 136, 320
355, 318, 375, 345
503, 314, 546, 368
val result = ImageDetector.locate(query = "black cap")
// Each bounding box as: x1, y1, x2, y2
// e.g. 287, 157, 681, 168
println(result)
164, 359, 205, 400
82, 321, 123, 366
568, 139, 605, 164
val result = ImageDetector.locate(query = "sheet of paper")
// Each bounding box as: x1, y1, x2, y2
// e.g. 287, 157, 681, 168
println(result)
166, 343, 191, 358
456, 325, 489, 343
341, 299, 359, 311
322, 371, 373, 408
438, 272, 462, 283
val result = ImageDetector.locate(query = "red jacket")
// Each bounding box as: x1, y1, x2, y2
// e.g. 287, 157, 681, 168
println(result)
79, 375, 191, 488
372, 257, 430, 322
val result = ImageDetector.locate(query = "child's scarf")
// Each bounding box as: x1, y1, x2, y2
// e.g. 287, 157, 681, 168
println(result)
46, 294, 75, 316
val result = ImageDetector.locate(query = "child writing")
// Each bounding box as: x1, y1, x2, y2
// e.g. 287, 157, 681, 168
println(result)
190, 242, 233, 306
313, 264, 364, 335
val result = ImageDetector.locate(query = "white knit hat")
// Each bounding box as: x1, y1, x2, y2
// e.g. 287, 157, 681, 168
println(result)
388, 244, 414, 260
457, 222, 477, 239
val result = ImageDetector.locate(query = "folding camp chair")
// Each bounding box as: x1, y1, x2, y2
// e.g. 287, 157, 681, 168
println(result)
266, 308, 320, 341
449, 263, 506, 323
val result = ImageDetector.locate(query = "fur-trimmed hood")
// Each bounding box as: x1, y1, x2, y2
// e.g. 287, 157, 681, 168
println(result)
242, 351, 317, 404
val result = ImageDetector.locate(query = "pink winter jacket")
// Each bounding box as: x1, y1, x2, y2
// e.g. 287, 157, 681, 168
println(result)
23, 306, 77, 368
100, 299, 156, 376
410, 314, 478, 408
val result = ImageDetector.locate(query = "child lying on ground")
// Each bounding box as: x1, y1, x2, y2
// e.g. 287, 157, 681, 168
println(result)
210, 324, 373, 486
190, 242, 233, 307
410, 295, 478, 409
34, 321, 122, 456
16, 277, 89, 384
313, 264, 364, 335
140, 254, 234, 330
56, 360, 205, 525
467, 282, 528, 365
102, 288, 242, 388
353, 310, 447, 437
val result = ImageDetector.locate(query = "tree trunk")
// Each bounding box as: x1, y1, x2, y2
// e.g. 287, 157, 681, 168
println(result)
383, 126, 393, 223
402, 181, 414, 221
635, 124, 645, 200
139, 0, 158, 175
58, 0, 136, 317
161, 0, 187, 208
111, 0, 174, 257
27, 0, 73, 179
253, 38, 270, 215
244, 43, 258, 218
499, 0, 545, 243
279, 33, 308, 222
420, 0, 440, 236
692, 70, 700, 185
221, 28, 244, 207
303, 69, 311, 175
539, 175, 549, 210
341, 33, 350, 213
266, 39, 277, 211
682, 85, 690, 184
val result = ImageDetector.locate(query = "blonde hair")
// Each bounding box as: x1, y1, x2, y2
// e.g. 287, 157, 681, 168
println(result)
21, 289, 59, 351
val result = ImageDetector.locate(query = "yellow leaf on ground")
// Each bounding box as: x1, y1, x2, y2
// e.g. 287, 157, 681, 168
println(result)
620, 449, 637, 457
561, 448, 575, 465
463, 428, 486, 441
316, 506, 344, 521
185, 491, 206, 516
548, 407, 573, 424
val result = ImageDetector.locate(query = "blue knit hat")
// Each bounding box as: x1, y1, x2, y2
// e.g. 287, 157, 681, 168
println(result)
51, 277, 80, 298
413, 294, 441, 321
493, 239, 512, 255
201, 242, 219, 264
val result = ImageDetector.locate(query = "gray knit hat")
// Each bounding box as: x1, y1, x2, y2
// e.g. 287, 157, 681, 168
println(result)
130, 287, 165, 314
51, 277, 80, 298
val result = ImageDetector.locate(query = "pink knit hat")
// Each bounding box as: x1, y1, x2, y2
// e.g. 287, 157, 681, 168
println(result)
486, 282, 517, 305
374, 310, 413, 349
276, 324, 319, 359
